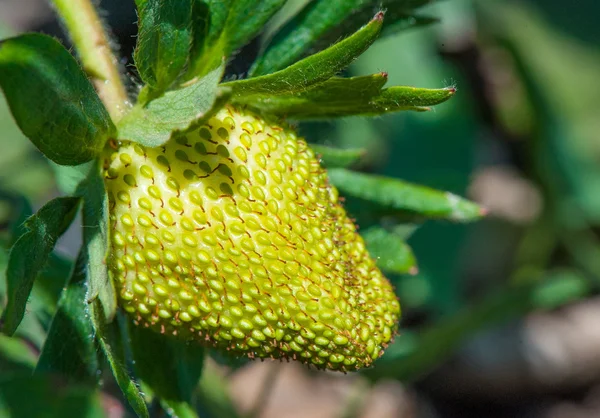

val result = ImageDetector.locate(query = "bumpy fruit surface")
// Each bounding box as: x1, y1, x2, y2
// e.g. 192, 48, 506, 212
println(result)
104, 105, 400, 371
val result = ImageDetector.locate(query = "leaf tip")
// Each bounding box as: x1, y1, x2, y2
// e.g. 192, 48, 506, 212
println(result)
445, 86, 457, 95
408, 266, 419, 276
478, 206, 489, 217
373, 11, 385, 22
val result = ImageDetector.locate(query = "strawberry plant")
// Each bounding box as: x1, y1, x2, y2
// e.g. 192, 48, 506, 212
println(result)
0, 0, 484, 416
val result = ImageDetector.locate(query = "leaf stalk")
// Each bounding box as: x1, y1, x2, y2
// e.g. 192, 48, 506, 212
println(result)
51, 0, 129, 121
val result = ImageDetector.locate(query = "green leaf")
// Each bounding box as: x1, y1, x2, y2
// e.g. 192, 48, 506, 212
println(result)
253, 1, 430, 76
311, 145, 365, 168
250, 0, 430, 76
223, 13, 383, 97
79, 161, 115, 323
118, 64, 227, 147
187, 0, 286, 79
129, 325, 205, 411
309, 0, 432, 55
134, 0, 193, 92
0, 197, 80, 335
0, 34, 115, 165
91, 305, 149, 418
361, 227, 417, 275
242, 74, 455, 118
0, 374, 105, 418
35, 250, 100, 384
328, 168, 484, 222
0, 334, 38, 371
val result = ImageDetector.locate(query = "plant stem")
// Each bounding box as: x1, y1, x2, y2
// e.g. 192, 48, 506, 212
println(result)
51, 0, 129, 121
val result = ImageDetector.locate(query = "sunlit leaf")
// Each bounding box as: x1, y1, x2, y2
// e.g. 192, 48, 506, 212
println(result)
223, 13, 383, 97
118, 64, 227, 147
328, 168, 484, 222
0, 34, 114, 165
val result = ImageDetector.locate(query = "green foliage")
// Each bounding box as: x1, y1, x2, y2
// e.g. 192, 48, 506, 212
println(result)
0, 0, 515, 415
0, 34, 114, 165
78, 161, 115, 322
250, 0, 431, 76
117, 64, 226, 147
224, 14, 382, 97
188, 0, 287, 78
362, 227, 417, 275
243, 76, 455, 118
35, 250, 99, 384
129, 325, 205, 416
92, 308, 149, 418
0, 374, 105, 418
0, 197, 80, 335
328, 168, 484, 222
311, 145, 365, 168
135, 0, 193, 92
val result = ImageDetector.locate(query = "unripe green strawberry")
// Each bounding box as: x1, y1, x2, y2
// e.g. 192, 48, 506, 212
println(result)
104, 105, 400, 371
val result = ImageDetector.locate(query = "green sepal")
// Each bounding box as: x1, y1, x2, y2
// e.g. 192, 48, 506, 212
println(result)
362, 227, 417, 275
35, 249, 100, 384
0, 33, 115, 165
187, 0, 287, 79
250, 0, 430, 76
134, 0, 193, 93
223, 13, 383, 97
91, 304, 149, 418
118, 64, 227, 147
129, 325, 205, 414
328, 168, 485, 222
310, 144, 365, 168
0, 197, 80, 335
79, 161, 116, 323
242, 74, 455, 118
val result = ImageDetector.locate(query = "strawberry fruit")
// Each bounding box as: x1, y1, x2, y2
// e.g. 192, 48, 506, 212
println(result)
104, 105, 400, 371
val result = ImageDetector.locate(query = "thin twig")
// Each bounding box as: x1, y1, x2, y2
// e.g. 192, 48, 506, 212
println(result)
51, 0, 130, 121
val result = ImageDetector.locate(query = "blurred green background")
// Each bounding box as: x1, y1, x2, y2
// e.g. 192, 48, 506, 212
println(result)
1, 0, 600, 417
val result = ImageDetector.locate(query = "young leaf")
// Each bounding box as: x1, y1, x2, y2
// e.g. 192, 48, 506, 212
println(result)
78, 161, 116, 323
0, 34, 115, 165
117, 64, 227, 147
129, 325, 205, 412
361, 227, 417, 275
311, 145, 365, 168
223, 13, 384, 97
0, 197, 80, 335
35, 250, 100, 384
243, 79, 455, 118
187, 0, 286, 79
91, 305, 149, 418
328, 168, 484, 222
250, 0, 430, 76
134, 0, 193, 92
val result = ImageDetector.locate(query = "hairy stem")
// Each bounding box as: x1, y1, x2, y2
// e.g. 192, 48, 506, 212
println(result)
51, 0, 129, 121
